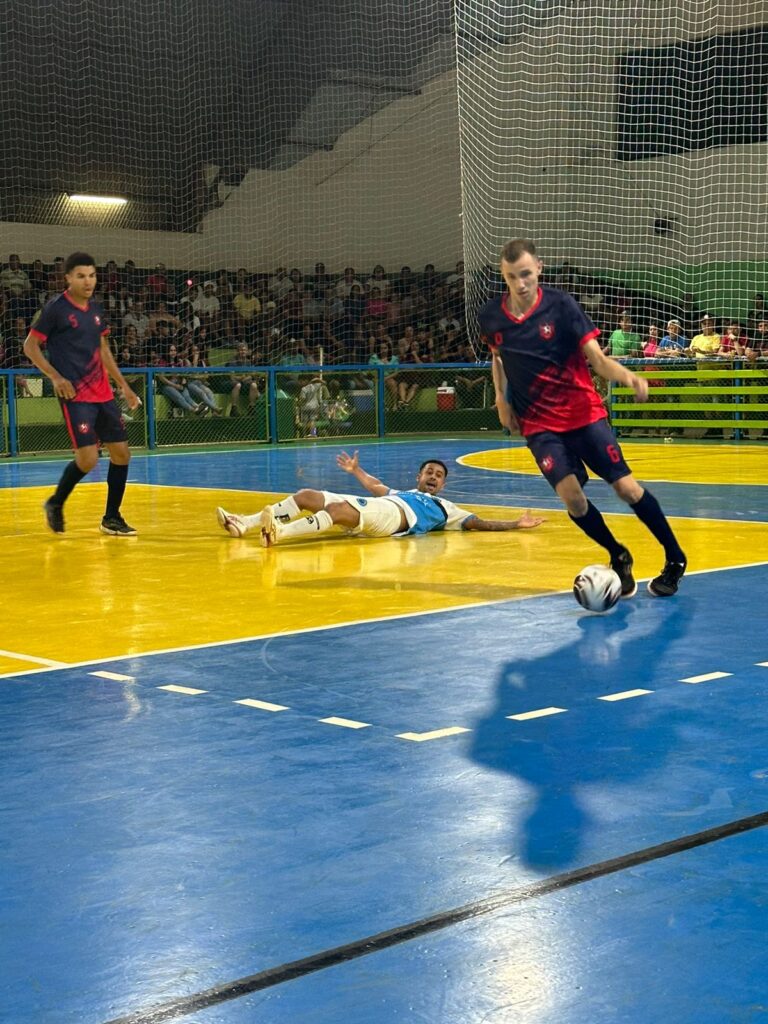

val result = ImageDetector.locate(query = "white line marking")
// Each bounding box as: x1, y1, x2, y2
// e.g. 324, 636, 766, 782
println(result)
0, 648, 67, 667
507, 707, 567, 721
2, 563, 767, 682
319, 717, 371, 729
157, 684, 208, 695
397, 726, 470, 742
234, 698, 289, 712
598, 689, 653, 701
89, 670, 135, 682
757, 662, 768, 668
679, 671, 733, 684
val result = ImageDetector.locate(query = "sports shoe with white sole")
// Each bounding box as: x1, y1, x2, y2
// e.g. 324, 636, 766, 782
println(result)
648, 558, 687, 597
260, 505, 280, 548
215, 506, 248, 538
100, 515, 137, 536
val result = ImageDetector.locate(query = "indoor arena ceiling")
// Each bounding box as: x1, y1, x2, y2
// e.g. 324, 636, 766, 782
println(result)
0, 0, 458, 231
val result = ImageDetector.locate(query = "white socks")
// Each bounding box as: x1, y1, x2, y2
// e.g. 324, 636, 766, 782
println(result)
277, 509, 334, 540
271, 496, 301, 521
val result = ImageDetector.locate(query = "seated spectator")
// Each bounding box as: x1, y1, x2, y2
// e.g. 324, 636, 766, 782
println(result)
394, 265, 414, 298
445, 260, 464, 289
343, 284, 366, 333
313, 262, 331, 290
607, 312, 642, 358
719, 320, 747, 357
688, 314, 721, 358
28, 259, 48, 303
227, 341, 260, 415
369, 340, 400, 406
657, 318, 687, 355
102, 260, 121, 296
124, 300, 150, 342
280, 287, 304, 340
643, 324, 660, 357
178, 343, 222, 415
747, 293, 766, 337
1, 254, 32, 298
288, 268, 305, 295
148, 301, 181, 336
302, 289, 324, 332
47, 257, 66, 297
233, 281, 261, 343
121, 259, 141, 295
268, 267, 293, 301
156, 344, 205, 415
453, 340, 488, 408
146, 263, 172, 306
422, 263, 439, 298
364, 287, 390, 329
746, 320, 768, 361
365, 264, 391, 296
335, 267, 363, 298
192, 281, 222, 341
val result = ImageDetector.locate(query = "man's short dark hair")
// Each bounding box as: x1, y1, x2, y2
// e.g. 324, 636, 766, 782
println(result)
419, 459, 448, 476
501, 239, 537, 264
64, 252, 96, 274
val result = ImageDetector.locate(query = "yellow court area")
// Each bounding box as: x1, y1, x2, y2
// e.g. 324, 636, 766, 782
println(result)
459, 441, 768, 486
2, 472, 767, 675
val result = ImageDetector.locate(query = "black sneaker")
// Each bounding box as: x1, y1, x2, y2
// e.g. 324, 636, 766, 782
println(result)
100, 515, 138, 536
648, 559, 687, 597
610, 545, 637, 598
43, 498, 65, 534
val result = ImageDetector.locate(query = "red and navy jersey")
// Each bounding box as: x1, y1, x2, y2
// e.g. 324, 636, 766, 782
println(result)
479, 286, 605, 436
29, 292, 112, 402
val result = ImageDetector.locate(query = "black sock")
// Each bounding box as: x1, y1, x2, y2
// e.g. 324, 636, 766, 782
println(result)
52, 461, 87, 506
630, 489, 685, 563
105, 462, 129, 519
569, 501, 623, 558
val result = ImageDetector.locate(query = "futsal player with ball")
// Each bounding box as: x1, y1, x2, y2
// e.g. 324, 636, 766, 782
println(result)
481, 238, 686, 599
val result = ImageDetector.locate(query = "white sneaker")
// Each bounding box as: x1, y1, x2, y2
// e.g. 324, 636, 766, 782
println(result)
260, 505, 280, 548
215, 506, 248, 538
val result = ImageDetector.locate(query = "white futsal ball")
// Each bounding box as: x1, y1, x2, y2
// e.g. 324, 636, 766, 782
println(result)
573, 564, 622, 613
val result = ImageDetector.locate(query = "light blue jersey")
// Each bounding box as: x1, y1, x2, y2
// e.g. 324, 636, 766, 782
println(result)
387, 488, 475, 535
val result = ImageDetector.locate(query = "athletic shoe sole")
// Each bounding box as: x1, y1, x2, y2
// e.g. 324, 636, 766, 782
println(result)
215, 506, 246, 538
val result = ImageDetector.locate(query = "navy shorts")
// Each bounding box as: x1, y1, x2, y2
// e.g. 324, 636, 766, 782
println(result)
526, 418, 631, 490
60, 398, 128, 449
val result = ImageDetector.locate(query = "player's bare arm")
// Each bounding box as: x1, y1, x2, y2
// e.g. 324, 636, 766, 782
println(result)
336, 450, 390, 496
463, 509, 544, 531
23, 333, 76, 399
583, 339, 649, 402
100, 336, 142, 410
491, 351, 517, 431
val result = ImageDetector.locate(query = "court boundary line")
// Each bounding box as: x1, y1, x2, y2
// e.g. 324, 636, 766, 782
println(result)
2, 560, 766, 682
102, 808, 768, 1024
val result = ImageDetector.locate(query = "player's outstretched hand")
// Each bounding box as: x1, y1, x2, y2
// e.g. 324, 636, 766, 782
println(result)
630, 374, 649, 403
336, 449, 359, 474
517, 510, 545, 529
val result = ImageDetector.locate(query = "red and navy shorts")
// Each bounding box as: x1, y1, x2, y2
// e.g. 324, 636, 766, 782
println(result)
526, 419, 631, 490
60, 399, 128, 449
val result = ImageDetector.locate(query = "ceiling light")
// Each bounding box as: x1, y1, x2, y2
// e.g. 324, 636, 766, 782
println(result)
68, 194, 128, 205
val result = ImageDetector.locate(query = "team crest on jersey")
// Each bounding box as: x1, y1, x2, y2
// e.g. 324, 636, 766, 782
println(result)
539, 322, 555, 340
94, 315, 101, 326
68, 314, 79, 329
540, 455, 554, 472
77, 422, 89, 434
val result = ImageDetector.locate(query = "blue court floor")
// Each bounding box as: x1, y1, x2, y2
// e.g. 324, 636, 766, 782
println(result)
1, 438, 768, 1024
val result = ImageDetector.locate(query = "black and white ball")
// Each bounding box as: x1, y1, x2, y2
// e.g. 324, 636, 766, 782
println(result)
573, 564, 622, 613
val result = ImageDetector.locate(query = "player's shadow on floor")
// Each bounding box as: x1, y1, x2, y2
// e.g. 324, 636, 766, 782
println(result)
468, 598, 694, 872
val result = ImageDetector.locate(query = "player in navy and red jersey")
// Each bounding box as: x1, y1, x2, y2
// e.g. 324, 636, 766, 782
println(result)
23, 252, 142, 535
480, 238, 686, 597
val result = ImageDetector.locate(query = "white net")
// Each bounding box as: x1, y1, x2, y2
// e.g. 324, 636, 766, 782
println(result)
0, 0, 466, 367
455, 0, 768, 350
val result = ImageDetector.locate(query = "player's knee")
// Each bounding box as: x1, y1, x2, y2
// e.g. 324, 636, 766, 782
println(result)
75, 450, 99, 473
326, 500, 358, 528
614, 477, 643, 504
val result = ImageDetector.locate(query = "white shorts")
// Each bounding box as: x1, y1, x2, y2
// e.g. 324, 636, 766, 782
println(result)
320, 491, 404, 537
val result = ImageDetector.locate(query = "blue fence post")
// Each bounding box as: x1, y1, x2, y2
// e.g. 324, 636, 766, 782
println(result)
6, 372, 18, 457
145, 369, 157, 449
376, 366, 386, 437
268, 368, 278, 442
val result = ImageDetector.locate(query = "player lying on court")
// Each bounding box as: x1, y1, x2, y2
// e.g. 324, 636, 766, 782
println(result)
216, 451, 544, 546
481, 238, 686, 598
